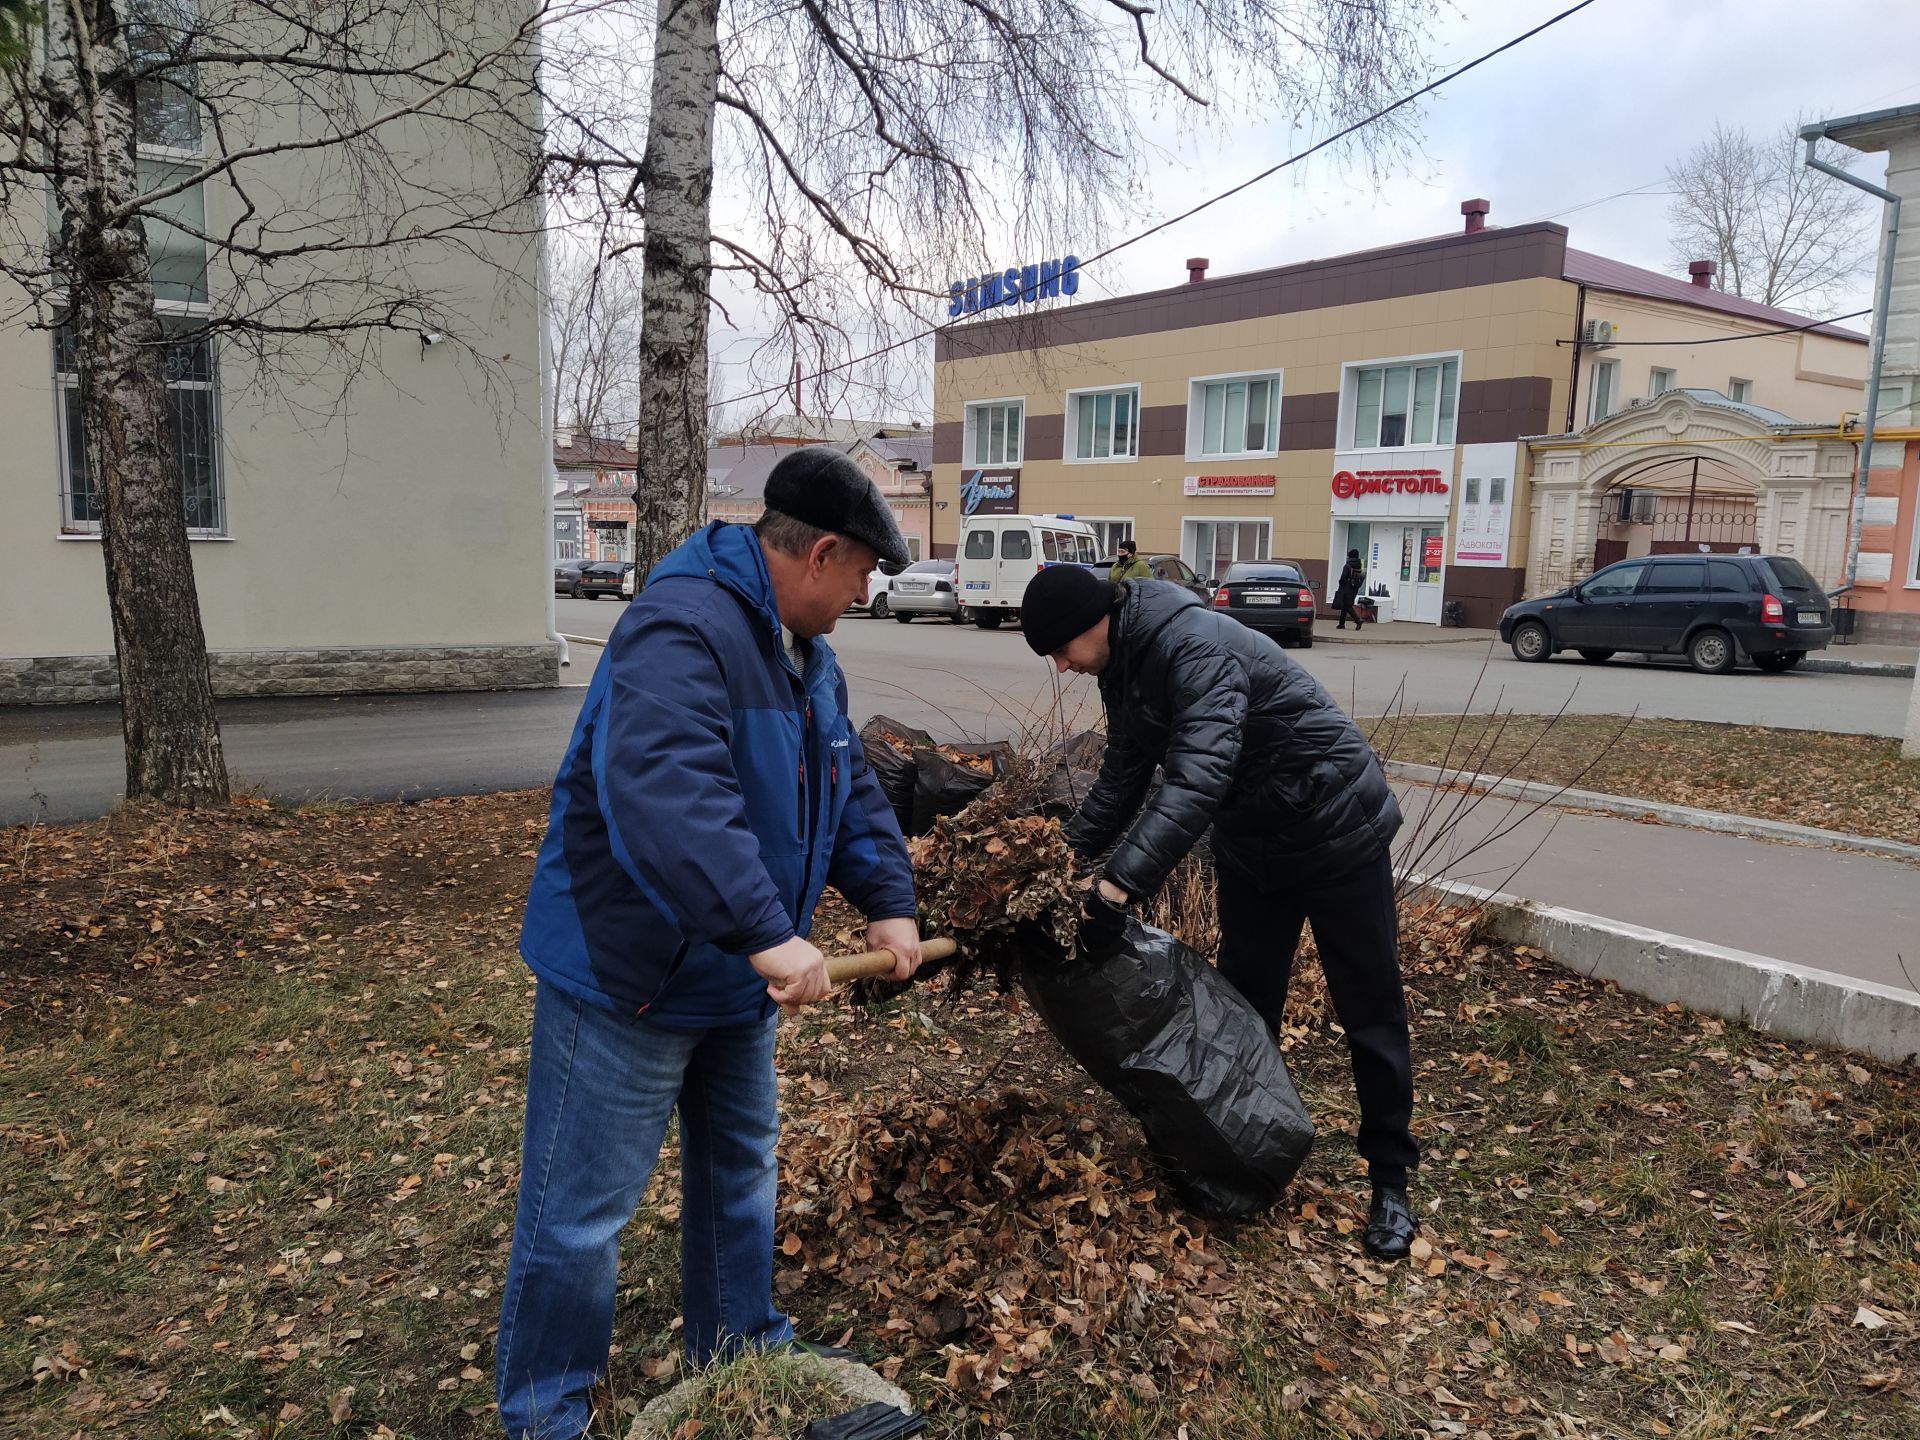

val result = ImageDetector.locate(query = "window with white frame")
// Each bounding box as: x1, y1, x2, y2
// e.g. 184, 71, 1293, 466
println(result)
55, 316, 224, 536
1649, 368, 1676, 397
1184, 518, 1270, 581
1727, 377, 1752, 404
964, 399, 1023, 467
1347, 357, 1458, 449
1188, 372, 1280, 457
1588, 360, 1619, 423
1082, 517, 1135, 557
1066, 386, 1139, 461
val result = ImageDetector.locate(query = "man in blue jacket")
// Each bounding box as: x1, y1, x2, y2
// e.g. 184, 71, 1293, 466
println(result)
497, 448, 922, 1439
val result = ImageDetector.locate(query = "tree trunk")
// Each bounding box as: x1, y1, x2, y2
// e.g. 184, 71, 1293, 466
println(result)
48, 0, 229, 805
633, 0, 719, 579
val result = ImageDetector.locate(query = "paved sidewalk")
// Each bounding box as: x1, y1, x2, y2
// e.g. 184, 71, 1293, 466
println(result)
1393, 781, 1920, 996
1314, 619, 1916, 675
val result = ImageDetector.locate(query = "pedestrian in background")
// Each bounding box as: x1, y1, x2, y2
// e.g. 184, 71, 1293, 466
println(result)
1334, 548, 1366, 629
1108, 537, 1154, 583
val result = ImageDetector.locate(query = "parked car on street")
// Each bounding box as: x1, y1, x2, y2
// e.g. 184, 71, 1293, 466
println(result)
553, 560, 586, 595
1500, 553, 1833, 674
886, 559, 967, 623
562, 559, 636, 600
1141, 553, 1214, 603
1209, 560, 1316, 647
851, 559, 906, 617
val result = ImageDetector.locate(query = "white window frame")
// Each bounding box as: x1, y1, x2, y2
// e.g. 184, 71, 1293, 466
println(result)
1872, 380, 1911, 474
1588, 359, 1619, 424
54, 301, 228, 539
1727, 377, 1752, 405
1063, 384, 1141, 464
1649, 367, 1676, 398
1339, 352, 1463, 453
1181, 516, 1272, 582
1185, 369, 1282, 460
1080, 516, 1136, 557
962, 396, 1025, 468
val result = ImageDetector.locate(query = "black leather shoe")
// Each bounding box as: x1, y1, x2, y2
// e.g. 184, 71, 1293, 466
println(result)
1363, 1185, 1417, 1260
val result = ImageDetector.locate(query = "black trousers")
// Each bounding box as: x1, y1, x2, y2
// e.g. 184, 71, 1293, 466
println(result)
1216, 847, 1418, 1188
1335, 598, 1361, 627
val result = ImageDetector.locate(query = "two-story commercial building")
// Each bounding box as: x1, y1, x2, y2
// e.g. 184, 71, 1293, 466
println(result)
931, 201, 1868, 627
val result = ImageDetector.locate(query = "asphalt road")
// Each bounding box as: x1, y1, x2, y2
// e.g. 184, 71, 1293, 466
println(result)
1, 595, 1911, 826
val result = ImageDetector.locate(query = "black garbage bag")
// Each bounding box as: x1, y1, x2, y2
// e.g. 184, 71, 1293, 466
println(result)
858, 715, 933, 834
1033, 730, 1106, 821
1020, 918, 1313, 1219
909, 742, 1011, 836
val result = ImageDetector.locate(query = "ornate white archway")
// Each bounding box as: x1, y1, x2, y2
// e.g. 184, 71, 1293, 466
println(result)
1522, 390, 1858, 595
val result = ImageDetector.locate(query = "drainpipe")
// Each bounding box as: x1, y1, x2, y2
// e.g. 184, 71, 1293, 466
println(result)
1800, 123, 1901, 595
536, 230, 571, 672
1566, 283, 1587, 433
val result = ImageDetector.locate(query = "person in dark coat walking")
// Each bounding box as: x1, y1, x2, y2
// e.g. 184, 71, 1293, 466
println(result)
1334, 548, 1366, 629
1020, 564, 1419, 1260
499, 448, 924, 1439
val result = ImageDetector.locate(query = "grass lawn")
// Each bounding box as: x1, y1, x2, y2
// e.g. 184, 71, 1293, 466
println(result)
3, 793, 1917, 1439
1366, 714, 1920, 849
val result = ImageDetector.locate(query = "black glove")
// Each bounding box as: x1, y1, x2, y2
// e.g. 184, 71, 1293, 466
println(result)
1078, 885, 1129, 958
804, 1401, 928, 1440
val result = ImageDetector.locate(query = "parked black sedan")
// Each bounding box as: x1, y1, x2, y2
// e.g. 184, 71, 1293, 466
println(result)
1500, 552, 1832, 674
557, 559, 635, 600
1209, 560, 1316, 647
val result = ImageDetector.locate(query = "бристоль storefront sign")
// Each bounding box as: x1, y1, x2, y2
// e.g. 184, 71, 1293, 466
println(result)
948, 257, 1080, 315
1328, 448, 1455, 520
960, 468, 1020, 516
1184, 474, 1277, 497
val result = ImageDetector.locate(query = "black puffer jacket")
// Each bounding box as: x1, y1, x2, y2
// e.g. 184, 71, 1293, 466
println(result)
1067, 581, 1400, 898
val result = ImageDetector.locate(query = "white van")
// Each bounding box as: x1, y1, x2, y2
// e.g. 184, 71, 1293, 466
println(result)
956, 514, 1101, 629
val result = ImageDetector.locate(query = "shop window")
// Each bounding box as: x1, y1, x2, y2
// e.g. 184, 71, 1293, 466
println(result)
1588, 360, 1618, 423
1188, 372, 1280, 457
1649, 368, 1675, 397
1066, 386, 1139, 461
1082, 517, 1134, 557
964, 399, 1022, 467
1346, 357, 1457, 449
1183, 518, 1270, 581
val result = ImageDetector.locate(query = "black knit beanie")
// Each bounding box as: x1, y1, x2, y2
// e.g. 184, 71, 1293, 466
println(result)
1021, 565, 1119, 656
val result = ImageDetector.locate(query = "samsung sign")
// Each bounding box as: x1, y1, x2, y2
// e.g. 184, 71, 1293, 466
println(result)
948, 256, 1080, 316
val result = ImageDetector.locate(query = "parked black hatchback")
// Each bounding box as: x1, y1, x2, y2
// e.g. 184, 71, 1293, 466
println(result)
1500, 553, 1833, 674
1209, 560, 1316, 647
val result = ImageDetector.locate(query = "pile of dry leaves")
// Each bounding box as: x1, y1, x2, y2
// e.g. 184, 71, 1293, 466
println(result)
777, 1086, 1234, 1402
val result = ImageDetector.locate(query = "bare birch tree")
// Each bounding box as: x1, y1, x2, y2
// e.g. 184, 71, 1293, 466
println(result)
542, 0, 1438, 576
0, 0, 555, 804
1666, 120, 1875, 313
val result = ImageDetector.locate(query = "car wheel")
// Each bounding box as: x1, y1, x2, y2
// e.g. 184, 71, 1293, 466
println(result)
1510, 620, 1551, 663
1299, 635, 1313, 649
974, 612, 1004, 630
894, 612, 914, 624
1577, 649, 1615, 664
952, 606, 969, 625
1687, 628, 1736, 675
870, 594, 889, 619
1753, 651, 1804, 673
570, 583, 585, 599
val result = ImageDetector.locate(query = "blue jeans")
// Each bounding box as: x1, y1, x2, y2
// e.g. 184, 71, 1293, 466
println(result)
495, 985, 792, 1439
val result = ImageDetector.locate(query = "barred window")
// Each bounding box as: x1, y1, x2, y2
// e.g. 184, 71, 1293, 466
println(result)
55, 317, 224, 535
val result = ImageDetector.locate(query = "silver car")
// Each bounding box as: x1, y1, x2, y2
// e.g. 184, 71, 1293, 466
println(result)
886, 559, 965, 623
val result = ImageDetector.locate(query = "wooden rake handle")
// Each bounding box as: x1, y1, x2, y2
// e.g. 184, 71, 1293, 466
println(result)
825, 935, 957, 985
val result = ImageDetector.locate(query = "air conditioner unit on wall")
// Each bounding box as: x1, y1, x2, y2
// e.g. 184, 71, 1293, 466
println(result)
1582, 320, 1617, 349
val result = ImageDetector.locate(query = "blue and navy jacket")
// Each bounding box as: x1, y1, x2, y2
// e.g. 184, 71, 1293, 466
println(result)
519, 522, 917, 1026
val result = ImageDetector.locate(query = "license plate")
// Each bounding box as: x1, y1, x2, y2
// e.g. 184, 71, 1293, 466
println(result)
1797, 611, 1821, 625
965, 581, 990, 591
1246, 594, 1286, 605
897, 583, 927, 593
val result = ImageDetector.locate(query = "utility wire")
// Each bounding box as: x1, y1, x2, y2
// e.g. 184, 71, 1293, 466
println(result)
726, 0, 1607, 407
1554, 308, 1870, 345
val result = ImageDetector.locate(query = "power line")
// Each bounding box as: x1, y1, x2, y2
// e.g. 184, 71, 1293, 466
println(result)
727, 0, 1606, 407
1555, 308, 1870, 346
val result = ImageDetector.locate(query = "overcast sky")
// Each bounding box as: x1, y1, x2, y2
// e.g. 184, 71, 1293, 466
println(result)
1079, 0, 1917, 321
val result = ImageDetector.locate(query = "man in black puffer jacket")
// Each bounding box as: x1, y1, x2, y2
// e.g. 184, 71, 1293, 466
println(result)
1021, 564, 1418, 1259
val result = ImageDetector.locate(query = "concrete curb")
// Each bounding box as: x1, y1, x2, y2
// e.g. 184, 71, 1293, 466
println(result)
1311, 630, 1496, 648
1404, 873, 1920, 1065
1386, 760, 1920, 866
1801, 654, 1917, 677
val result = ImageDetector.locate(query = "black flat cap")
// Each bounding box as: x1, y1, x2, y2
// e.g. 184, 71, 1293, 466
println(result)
763, 446, 910, 567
